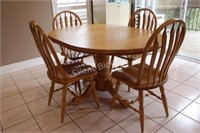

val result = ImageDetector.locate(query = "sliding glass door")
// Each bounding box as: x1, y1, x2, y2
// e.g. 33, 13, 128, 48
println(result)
179, 0, 200, 61
135, 0, 200, 62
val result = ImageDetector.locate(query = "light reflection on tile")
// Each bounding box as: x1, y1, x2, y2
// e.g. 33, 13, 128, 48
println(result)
171, 84, 200, 100
1, 105, 32, 129
3, 118, 42, 133
165, 113, 200, 133
181, 102, 200, 122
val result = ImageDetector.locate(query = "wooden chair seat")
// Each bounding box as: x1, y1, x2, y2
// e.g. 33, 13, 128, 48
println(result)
117, 54, 142, 60
61, 49, 91, 61
112, 64, 168, 90
47, 61, 96, 83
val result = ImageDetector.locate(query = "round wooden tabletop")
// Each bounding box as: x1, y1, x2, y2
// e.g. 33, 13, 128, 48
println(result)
48, 24, 153, 55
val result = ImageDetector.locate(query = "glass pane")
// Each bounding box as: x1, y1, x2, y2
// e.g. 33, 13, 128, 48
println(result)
179, 0, 200, 61
153, 0, 182, 26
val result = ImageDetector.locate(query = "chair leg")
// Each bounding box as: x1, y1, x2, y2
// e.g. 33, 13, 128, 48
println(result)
127, 60, 132, 92
74, 81, 82, 95
77, 81, 82, 95
128, 86, 131, 92
160, 85, 169, 117
63, 57, 67, 64
90, 77, 100, 108
61, 85, 67, 123
138, 90, 144, 132
93, 55, 96, 63
111, 80, 120, 109
48, 82, 55, 106
110, 56, 114, 72
128, 60, 132, 66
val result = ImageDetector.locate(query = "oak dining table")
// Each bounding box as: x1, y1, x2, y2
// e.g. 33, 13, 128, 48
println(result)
48, 24, 153, 106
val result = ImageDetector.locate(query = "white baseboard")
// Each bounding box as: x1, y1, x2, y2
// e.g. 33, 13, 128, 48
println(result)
0, 57, 44, 75
0, 54, 63, 75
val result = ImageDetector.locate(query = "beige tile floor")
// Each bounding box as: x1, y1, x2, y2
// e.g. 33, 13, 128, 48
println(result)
0, 56, 200, 133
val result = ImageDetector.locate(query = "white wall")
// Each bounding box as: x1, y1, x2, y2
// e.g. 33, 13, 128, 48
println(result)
1, 0, 54, 66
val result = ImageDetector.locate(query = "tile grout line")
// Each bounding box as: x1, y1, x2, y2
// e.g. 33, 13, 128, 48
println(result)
7, 72, 44, 133
169, 83, 200, 101
157, 95, 199, 131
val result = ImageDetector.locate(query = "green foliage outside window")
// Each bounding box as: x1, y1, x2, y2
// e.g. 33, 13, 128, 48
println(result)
185, 8, 200, 31
156, 7, 200, 31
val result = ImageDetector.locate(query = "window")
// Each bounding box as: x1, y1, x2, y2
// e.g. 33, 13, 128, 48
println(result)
52, 0, 89, 24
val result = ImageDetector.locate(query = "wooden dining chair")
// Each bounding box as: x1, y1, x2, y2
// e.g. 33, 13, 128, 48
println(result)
110, 8, 157, 91
52, 10, 91, 63
111, 18, 186, 132
29, 20, 99, 123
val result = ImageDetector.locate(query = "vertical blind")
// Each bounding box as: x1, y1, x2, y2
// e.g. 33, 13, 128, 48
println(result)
52, 0, 88, 24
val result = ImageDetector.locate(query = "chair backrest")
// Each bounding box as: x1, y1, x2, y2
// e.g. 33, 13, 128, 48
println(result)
137, 18, 186, 86
29, 20, 66, 79
128, 8, 157, 31
52, 10, 82, 30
